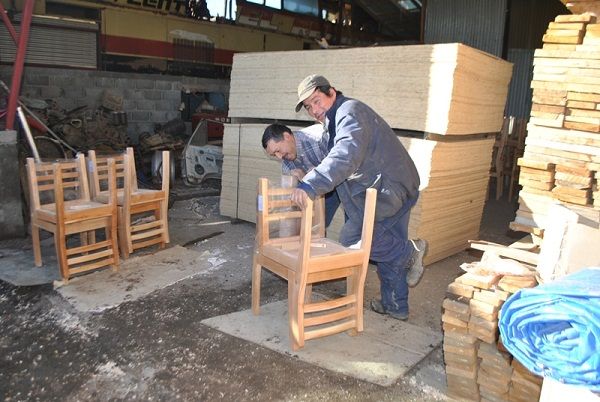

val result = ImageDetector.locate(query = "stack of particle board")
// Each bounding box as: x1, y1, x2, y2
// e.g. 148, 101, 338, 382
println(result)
220, 122, 495, 264
221, 43, 513, 265
513, 13, 600, 234
228, 43, 513, 135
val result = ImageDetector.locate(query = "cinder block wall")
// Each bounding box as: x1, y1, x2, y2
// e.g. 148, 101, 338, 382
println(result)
0, 67, 229, 142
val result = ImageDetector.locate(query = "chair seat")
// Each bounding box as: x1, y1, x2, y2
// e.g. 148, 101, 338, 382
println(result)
37, 200, 112, 221
95, 188, 164, 205
261, 238, 351, 271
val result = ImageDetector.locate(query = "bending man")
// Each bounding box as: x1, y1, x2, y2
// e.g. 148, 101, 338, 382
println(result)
262, 122, 340, 227
291, 74, 428, 321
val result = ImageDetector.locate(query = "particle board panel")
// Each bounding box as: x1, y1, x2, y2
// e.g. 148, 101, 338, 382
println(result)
228, 43, 512, 135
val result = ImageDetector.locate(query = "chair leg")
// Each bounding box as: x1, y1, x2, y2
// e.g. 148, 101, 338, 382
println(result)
110, 215, 119, 271
54, 232, 69, 281
251, 252, 262, 315
304, 284, 312, 304
289, 277, 304, 351
347, 269, 359, 336
31, 224, 42, 267
118, 207, 130, 259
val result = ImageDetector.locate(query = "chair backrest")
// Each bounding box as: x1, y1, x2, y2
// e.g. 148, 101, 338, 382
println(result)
121, 149, 170, 206
256, 178, 325, 248
26, 153, 90, 211
88, 149, 127, 199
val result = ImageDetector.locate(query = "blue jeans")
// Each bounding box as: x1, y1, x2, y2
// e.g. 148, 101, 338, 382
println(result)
340, 195, 417, 315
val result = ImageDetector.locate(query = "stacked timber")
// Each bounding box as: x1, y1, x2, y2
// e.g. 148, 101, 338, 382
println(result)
221, 43, 513, 265
442, 266, 540, 401
513, 13, 600, 234
510, 359, 544, 401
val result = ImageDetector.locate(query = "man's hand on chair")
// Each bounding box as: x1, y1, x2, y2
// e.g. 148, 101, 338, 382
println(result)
291, 188, 309, 209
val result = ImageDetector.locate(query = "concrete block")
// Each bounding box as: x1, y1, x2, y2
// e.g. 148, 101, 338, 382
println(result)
154, 99, 179, 111
163, 91, 182, 101
0, 131, 25, 239
151, 111, 168, 122
24, 75, 49, 86
136, 99, 154, 110
124, 89, 144, 100
135, 80, 155, 90
116, 78, 135, 89
130, 111, 152, 121
95, 77, 116, 88
155, 81, 174, 90
142, 90, 162, 101
122, 99, 137, 110
40, 86, 62, 98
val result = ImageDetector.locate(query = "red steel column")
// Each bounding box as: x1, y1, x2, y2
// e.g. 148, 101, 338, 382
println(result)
5, 0, 34, 130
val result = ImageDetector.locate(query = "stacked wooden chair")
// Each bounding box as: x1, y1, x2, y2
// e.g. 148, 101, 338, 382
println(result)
88, 147, 170, 258
252, 177, 377, 350
26, 154, 119, 281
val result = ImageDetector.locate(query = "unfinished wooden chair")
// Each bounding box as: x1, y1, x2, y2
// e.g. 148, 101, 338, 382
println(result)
252, 177, 377, 350
88, 147, 170, 258
26, 154, 119, 282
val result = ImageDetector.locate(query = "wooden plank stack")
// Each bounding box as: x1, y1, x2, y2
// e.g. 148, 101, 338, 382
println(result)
221, 43, 513, 265
513, 13, 600, 234
442, 264, 541, 401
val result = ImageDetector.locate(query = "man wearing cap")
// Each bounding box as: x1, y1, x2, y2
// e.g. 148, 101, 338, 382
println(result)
291, 74, 428, 321
261, 122, 340, 227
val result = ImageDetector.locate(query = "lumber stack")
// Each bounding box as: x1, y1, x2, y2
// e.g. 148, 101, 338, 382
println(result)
513, 13, 600, 234
228, 43, 512, 135
221, 43, 513, 265
442, 267, 540, 401
221, 123, 495, 265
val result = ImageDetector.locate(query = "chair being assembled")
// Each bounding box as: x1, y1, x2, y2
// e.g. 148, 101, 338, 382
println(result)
252, 177, 377, 350
26, 154, 119, 281
88, 147, 170, 258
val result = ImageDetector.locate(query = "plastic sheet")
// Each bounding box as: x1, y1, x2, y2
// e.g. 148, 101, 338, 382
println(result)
499, 267, 600, 391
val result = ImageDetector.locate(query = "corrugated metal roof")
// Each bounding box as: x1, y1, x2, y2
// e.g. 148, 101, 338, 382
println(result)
424, 0, 507, 57
0, 14, 97, 69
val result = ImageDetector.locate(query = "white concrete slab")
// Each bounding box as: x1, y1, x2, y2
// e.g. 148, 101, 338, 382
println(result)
201, 299, 442, 386
57, 246, 222, 313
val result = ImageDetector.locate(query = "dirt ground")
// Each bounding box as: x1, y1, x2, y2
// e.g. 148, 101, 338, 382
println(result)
0, 189, 518, 402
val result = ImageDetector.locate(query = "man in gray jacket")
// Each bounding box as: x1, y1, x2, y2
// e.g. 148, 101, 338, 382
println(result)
291, 74, 427, 321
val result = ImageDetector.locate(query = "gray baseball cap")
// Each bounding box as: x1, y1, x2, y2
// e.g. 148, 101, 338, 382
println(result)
295, 74, 330, 112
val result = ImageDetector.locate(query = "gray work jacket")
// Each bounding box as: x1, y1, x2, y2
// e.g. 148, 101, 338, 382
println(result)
300, 95, 420, 224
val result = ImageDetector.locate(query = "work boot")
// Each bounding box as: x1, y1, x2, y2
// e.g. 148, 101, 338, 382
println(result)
406, 239, 428, 288
370, 299, 409, 321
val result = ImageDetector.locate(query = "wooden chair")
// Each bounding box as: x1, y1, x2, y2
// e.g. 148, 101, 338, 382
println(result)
26, 154, 119, 282
252, 177, 377, 350
88, 147, 170, 258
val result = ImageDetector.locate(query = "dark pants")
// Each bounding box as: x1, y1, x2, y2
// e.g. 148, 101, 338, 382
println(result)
339, 195, 417, 315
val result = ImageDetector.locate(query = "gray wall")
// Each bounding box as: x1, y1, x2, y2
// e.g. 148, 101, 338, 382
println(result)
424, 0, 508, 57
0, 131, 25, 239
0, 66, 229, 143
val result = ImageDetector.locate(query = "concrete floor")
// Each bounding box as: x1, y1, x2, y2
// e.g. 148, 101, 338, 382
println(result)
0, 189, 518, 401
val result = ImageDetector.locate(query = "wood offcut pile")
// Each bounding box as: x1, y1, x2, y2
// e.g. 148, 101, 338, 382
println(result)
443, 254, 543, 401
221, 43, 513, 265
512, 12, 600, 235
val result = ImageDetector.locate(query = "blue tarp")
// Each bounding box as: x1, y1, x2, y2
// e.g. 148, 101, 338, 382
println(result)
499, 267, 600, 391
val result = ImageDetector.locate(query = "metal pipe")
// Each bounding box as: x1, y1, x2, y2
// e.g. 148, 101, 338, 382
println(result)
6, 0, 34, 130
17, 106, 40, 162
0, 3, 19, 44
